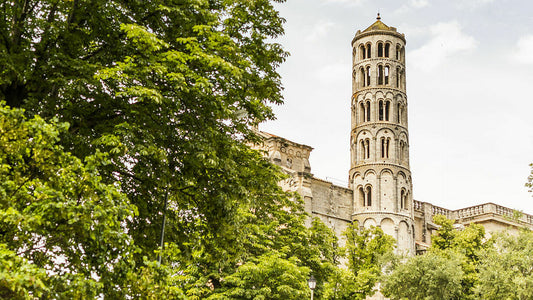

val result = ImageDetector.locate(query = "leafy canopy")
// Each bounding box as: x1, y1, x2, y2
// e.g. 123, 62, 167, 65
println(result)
0, 103, 136, 298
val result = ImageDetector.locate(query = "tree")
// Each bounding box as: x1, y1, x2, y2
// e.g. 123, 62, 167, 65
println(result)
382, 251, 464, 300
1, 0, 288, 257
382, 215, 486, 300
0, 104, 137, 298
336, 223, 395, 299
0, 1, 347, 297
476, 230, 533, 299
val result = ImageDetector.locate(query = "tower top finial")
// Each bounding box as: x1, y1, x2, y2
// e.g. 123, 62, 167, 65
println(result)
377, 12, 381, 21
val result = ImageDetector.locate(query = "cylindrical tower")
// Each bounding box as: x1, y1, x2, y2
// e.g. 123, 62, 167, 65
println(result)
349, 14, 414, 254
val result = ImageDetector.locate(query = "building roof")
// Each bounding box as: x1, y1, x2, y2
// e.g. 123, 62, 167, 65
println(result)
362, 13, 394, 32
352, 14, 405, 45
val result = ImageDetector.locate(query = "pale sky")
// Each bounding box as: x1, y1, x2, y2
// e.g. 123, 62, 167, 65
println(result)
261, 0, 533, 213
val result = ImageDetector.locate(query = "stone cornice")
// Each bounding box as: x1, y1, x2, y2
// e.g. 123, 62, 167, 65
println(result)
352, 122, 408, 134
349, 163, 411, 175
353, 87, 407, 99
352, 30, 406, 46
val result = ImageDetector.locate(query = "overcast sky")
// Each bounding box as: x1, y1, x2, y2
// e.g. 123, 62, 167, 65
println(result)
261, 0, 533, 213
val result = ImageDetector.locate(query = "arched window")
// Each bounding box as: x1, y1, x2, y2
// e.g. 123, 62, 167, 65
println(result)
365, 101, 371, 122
360, 102, 365, 123
397, 103, 402, 124
385, 43, 390, 57
379, 100, 384, 121
400, 189, 406, 209
381, 137, 390, 158
385, 101, 390, 121
366, 44, 372, 59
361, 139, 370, 159
396, 45, 400, 60
378, 42, 383, 57
378, 65, 384, 85
384, 66, 390, 85
359, 187, 365, 207
360, 44, 366, 59
399, 140, 406, 162
360, 68, 366, 87
396, 67, 401, 88
366, 66, 371, 86
386, 138, 390, 158
365, 186, 372, 206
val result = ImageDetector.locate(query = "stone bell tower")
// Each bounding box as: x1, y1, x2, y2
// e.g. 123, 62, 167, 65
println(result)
349, 14, 414, 254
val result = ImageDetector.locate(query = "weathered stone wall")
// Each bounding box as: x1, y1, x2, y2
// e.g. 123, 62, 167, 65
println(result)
308, 178, 353, 241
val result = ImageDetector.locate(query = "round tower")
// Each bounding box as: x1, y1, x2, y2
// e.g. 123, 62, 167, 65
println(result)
349, 15, 414, 254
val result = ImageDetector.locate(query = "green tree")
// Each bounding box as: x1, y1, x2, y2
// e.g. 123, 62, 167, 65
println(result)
0, 104, 137, 298
382, 215, 486, 300
332, 223, 395, 299
0, 0, 346, 297
382, 250, 464, 300
476, 230, 533, 299
1, 0, 288, 258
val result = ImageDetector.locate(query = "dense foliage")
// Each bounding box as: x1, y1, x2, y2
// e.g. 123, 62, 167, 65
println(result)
0, 1, 394, 298
381, 214, 533, 300
0, 0, 340, 297
0, 105, 136, 298
322, 223, 395, 300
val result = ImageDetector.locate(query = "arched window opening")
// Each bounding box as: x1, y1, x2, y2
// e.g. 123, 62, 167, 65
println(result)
360, 102, 365, 123
396, 67, 401, 88
359, 187, 365, 207
378, 42, 383, 57
360, 68, 366, 87
385, 101, 390, 121
381, 137, 385, 158
361, 45, 366, 59
396, 45, 400, 60
379, 100, 384, 121
400, 141, 406, 163
384, 66, 390, 85
378, 65, 384, 85
400, 189, 405, 209
381, 138, 390, 158
365, 186, 372, 206
366, 44, 372, 59
385, 43, 390, 57
365, 101, 371, 122
366, 66, 371, 86
360, 140, 365, 159
386, 138, 390, 158
396, 103, 402, 124
365, 139, 370, 159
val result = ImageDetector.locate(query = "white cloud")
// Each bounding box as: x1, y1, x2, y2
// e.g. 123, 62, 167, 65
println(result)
314, 62, 347, 85
306, 20, 336, 42
410, 0, 429, 8
453, 0, 494, 9
409, 21, 477, 70
322, 0, 366, 6
395, 0, 429, 14
512, 35, 533, 64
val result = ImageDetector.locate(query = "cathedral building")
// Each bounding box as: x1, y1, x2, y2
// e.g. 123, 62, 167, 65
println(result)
257, 15, 533, 254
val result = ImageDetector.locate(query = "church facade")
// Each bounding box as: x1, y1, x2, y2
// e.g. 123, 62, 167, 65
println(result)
257, 16, 533, 254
